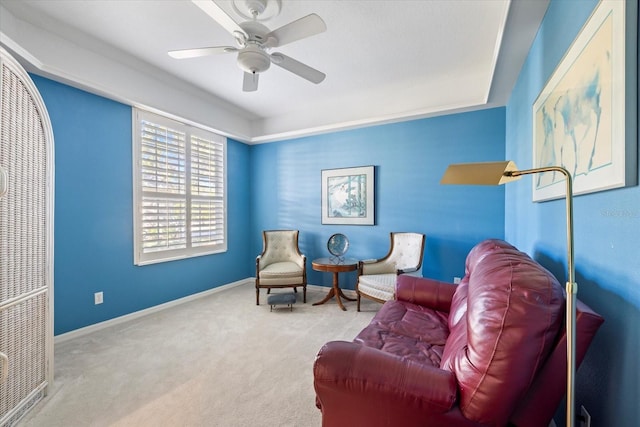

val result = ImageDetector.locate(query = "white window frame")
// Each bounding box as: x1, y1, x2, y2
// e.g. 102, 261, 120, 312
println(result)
132, 108, 227, 265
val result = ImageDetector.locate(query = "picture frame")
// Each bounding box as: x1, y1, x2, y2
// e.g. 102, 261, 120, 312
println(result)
532, 0, 637, 202
321, 166, 374, 225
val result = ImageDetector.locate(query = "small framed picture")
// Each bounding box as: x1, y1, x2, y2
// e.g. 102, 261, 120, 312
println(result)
321, 166, 374, 225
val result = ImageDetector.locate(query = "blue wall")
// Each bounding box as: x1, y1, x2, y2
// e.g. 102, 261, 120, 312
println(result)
250, 108, 506, 289
505, 0, 639, 425
31, 74, 505, 333
32, 76, 253, 335
32, 70, 507, 332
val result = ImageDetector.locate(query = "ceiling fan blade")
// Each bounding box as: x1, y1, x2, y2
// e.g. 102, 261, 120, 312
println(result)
191, 0, 248, 44
270, 53, 326, 84
264, 14, 326, 48
168, 46, 237, 59
243, 72, 259, 92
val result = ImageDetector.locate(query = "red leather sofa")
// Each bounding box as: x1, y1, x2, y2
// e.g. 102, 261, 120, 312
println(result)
313, 239, 604, 427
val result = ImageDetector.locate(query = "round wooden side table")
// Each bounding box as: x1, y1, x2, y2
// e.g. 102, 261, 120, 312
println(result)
312, 257, 358, 311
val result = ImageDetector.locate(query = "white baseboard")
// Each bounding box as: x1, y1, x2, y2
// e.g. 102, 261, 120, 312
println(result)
54, 278, 253, 344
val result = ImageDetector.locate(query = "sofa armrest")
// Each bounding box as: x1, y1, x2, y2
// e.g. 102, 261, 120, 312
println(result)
314, 341, 457, 414
395, 275, 457, 312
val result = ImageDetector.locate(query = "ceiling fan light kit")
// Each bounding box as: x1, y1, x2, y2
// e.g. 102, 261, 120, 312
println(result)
170, 0, 326, 92
238, 44, 271, 74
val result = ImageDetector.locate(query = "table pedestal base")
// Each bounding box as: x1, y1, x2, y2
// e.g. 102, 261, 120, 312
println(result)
313, 271, 356, 311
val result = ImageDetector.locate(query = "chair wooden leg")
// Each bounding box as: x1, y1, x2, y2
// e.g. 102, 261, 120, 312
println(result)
256, 288, 260, 305
294, 287, 298, 293
357, 292, 361, 312
303, 285, 307, 303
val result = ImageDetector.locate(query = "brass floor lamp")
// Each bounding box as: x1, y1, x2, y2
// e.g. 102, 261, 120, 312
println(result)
441, 160, 578, 427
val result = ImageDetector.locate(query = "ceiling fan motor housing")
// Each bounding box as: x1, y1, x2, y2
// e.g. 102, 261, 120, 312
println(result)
237, 44, 270, 74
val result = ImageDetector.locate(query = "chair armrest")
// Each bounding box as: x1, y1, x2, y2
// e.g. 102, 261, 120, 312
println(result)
395, 275, 457, 312
314, 341, 457, 413
359, 259, 396, 275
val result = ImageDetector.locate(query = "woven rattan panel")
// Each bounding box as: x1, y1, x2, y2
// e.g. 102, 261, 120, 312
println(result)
0, 63, 47, 303
0, 294, 47, 423
0, 52, 50, 426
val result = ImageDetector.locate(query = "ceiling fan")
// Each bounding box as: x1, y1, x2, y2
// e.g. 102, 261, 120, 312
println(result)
169, 0, 327, 92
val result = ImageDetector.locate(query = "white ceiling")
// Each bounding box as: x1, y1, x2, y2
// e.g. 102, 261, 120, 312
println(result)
0, 0, 549, 143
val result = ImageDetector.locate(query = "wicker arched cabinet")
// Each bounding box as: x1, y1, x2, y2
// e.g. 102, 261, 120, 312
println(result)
0, 46, 55, 426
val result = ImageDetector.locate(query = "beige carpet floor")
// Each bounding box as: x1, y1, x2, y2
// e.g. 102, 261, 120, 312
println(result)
19, 283, 379, 427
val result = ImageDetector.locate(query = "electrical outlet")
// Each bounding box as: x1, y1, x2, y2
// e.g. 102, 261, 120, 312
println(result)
94, 291, 103, 305
580, 405, 591, 427
453, 277, 462, 284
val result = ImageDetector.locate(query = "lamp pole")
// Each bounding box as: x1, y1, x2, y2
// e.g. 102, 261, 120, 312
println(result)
506, 166, 576, 427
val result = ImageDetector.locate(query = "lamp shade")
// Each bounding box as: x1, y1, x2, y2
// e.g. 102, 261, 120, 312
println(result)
440, 161, 521, 185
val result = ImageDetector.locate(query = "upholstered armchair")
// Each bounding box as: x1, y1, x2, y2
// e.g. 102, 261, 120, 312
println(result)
356, 232, 425, 311
255, 230, 307, 305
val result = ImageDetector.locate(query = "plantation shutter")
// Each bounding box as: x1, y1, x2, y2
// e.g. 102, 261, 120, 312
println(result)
133, 109, 226, 265
191, 135, 224, 246
140, 121, 187, 253
190, 133, 225, 247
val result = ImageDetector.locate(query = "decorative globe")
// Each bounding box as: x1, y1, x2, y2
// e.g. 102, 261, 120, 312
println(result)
327, 233, 349, 257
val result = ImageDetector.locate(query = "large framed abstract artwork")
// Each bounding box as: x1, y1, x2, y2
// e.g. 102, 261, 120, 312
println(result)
321, 166, 374, 225
532, 0, 637, 202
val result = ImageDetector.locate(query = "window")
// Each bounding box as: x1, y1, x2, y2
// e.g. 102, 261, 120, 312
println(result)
133, 108, 226, 265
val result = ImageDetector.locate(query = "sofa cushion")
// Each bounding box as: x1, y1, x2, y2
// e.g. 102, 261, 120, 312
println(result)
354, 299, 449, 367
440, 239, 564, 426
